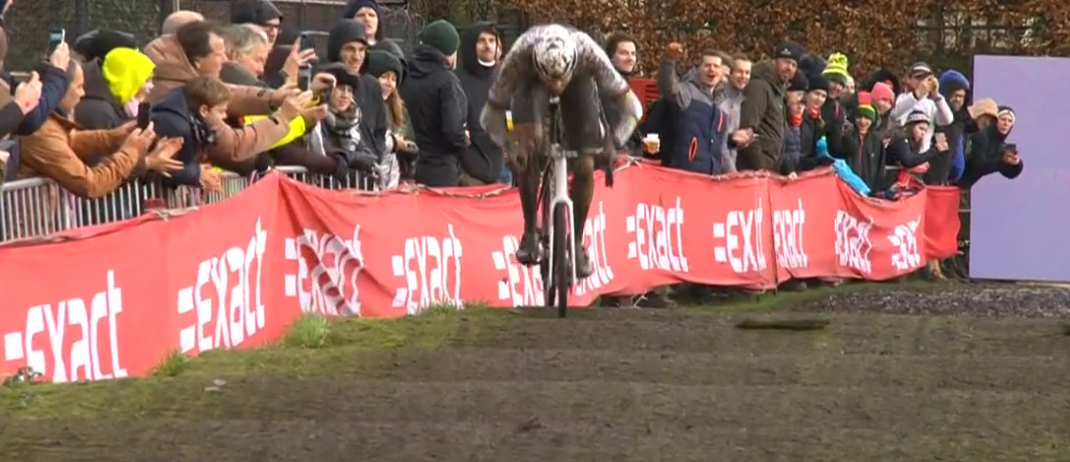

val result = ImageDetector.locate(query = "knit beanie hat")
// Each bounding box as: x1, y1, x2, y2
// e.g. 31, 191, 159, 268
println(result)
822, 52, 850, 86
909, 61, 933, 78
788, 70, 808, 92
419, 19, 460, 56
855, 91, 877, 122
773, 41, 804, 63
807, 74, 830, 94
870, 82, 894, 103
103, 47, 155, 104
230, 0, 284, 27
342, 0, 382, 20
997, 105, 1016, 124
905, 109, 930, 126
73, 29, 138, 63
365, 49, 403, 81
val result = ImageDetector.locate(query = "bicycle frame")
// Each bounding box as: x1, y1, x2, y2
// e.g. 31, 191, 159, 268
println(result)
542, 96, 578, 293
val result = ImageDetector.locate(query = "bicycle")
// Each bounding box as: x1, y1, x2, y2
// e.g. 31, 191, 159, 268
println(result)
535, 95, 616, 318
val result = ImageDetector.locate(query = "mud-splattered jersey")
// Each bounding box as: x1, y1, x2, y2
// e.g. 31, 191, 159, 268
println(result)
486, 25, 631, 109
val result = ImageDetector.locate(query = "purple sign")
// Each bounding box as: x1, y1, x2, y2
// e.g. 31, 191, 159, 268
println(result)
971, 55, 1070, 282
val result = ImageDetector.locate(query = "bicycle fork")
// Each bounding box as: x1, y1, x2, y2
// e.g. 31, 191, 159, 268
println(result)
545, 151, 577, 288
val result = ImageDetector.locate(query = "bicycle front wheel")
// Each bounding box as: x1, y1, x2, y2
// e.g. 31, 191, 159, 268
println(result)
552, 202, 570, 317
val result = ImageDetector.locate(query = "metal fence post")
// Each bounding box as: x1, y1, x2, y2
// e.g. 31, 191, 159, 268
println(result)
74, 0, 90, 39
160, 0, 179, 32
298, 0, 308, 31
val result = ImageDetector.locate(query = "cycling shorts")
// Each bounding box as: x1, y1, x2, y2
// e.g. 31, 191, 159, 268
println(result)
510, 75, 606, 155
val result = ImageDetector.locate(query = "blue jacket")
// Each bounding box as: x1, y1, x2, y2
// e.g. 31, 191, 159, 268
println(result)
668, 97, 729, 175
14, 65, 69, 136
936, 70, 970, 183
149, 87, 205, 187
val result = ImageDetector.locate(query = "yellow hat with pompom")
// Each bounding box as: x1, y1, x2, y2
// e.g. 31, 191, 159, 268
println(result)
822, 52, 850, 87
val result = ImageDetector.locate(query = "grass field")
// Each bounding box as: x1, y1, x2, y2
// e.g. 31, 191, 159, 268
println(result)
2, 282, 1069, 461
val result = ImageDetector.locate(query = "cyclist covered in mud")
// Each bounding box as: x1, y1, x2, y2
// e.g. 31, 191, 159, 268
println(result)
480, 24, 643, 278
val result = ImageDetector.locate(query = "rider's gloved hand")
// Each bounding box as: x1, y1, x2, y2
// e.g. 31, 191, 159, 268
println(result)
613, 91, 644, 147
480, 103, 508, 148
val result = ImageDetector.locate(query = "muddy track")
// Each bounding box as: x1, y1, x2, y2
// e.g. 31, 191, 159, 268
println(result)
3, 290, 1070, 461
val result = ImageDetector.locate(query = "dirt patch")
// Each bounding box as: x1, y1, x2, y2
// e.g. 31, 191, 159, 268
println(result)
2, 284, 1069, 461
793, 283, 1070, 318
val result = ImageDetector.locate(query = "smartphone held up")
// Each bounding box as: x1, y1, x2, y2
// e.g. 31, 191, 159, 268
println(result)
137, 102, 152, 130
48, 28, 66, 56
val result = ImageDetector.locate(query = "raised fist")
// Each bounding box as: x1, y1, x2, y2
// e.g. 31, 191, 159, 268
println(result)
667, 42, 684, 59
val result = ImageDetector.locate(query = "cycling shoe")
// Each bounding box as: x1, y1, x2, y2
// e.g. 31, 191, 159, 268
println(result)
515, 232, 543, 266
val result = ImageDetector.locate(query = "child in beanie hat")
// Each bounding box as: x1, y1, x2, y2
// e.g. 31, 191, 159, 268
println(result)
850, 91, 887, 192
419, 19, 460, 58
855, 91, 877, 123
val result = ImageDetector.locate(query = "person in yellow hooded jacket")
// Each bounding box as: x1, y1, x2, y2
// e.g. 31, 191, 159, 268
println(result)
74, 47, 155, 130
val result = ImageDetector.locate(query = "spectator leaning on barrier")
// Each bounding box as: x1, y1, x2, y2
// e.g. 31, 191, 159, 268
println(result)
220, 24, 271, 87
230, 0, 284, 46
737, 41, 801, 172
152, 76, 295, 192
957, 104, 1023, 189
657, 42, 750, 175
401, 19, 468, 187
308, 63, 379, 181
145, 20, 329, 165
217, 24, 286, 176
366, 49, 416, 187
19, 58, 181, 198
455, 21, 504, 186
883, 110, 948, 197
74, 48, 155, 130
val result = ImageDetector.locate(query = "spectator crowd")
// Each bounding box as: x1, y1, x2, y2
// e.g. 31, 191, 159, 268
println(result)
0, 0, 1025, 301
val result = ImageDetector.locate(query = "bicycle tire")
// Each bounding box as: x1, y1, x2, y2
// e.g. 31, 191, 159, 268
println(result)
552, 202, 569, 317
539, 169, 553, 309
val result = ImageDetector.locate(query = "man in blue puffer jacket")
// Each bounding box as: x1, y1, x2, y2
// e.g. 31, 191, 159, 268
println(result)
656, 43, 750, 175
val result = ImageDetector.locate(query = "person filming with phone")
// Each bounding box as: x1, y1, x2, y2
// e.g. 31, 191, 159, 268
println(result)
74, 47, 156, 131
144, 20, 335, 166
1, 28, 71, 137
956, 105, 1023, 189
18, 57, 182, 198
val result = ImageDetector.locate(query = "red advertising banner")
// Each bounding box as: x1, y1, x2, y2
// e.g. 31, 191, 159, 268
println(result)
0, 165, 960, 382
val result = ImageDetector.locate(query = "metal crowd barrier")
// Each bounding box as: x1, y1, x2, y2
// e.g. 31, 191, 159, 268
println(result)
0, 167, 375, 244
